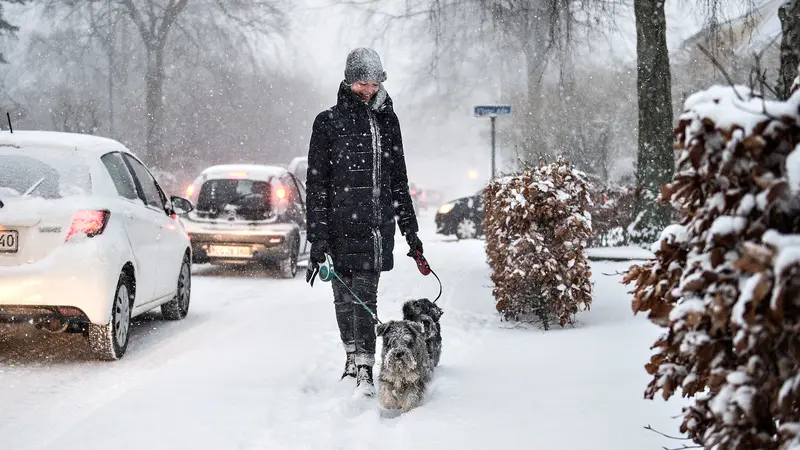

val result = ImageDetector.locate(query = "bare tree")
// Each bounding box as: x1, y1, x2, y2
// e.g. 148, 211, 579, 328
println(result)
0, 0, 27, 63
44, 0, 288, 167
628, 0, 674, 243
777, 0, 800, 99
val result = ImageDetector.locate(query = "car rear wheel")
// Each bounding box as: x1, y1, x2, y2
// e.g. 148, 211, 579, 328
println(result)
278, 236, 299, 279
456, 218, 478, 240
162, 253, 191, 320
87, 272, 133, 361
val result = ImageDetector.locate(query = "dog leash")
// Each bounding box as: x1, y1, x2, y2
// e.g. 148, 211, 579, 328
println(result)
308, 253, 383, 324
409, 250, 442, 303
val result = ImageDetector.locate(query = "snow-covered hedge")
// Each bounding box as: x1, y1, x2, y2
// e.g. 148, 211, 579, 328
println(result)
588, 182, 636, 247
484, 158, 594, 329
623, 84, 800, 449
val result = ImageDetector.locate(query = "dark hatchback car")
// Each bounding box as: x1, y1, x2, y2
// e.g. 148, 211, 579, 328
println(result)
435, 189, 485, 240
180, 164, 309, 278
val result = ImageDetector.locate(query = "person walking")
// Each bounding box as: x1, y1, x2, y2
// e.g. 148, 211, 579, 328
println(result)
305, 48, 423, 396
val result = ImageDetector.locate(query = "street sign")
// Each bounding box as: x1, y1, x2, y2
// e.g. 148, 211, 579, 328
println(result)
473, 105, 512, 180
474, 105, 512, 117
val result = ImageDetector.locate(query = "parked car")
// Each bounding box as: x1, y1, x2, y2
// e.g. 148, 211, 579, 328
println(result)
0, 130, 194, 361
181, 164, 309, 277
287, 156, 307, 186
435, 190, 485, 239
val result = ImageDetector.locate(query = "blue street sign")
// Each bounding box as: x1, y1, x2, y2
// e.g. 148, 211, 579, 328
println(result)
474, 105, 512, 117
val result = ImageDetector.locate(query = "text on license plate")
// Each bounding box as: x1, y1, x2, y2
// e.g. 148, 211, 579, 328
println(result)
0, 230, 19, 253
208, 245, 252, 258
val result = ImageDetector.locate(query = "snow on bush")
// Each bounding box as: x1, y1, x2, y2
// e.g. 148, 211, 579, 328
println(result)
623, 84, 800, 449
588, 182, 636, 247
484, 158, 593, 329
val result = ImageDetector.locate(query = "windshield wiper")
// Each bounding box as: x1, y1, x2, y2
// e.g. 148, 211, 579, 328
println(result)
22, 177, 45, 197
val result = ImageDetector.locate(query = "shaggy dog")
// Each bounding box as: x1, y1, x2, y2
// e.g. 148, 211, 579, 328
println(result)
402, 298, 443, 367
376, 320, 433, 412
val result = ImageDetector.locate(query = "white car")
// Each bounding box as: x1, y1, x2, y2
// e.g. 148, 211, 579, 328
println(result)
181, 164, 309, 278
287, 156, 307, 186
0, 131, 194, 361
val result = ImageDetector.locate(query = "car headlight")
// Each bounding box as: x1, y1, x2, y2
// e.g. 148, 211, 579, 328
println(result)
438, 203, 455, 214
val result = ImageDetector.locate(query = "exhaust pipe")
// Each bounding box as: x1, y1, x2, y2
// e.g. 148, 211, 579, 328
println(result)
34, 317, 69, 333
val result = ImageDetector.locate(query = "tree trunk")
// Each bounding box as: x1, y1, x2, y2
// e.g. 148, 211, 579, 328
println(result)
777, 0, 800, 100
630, 0, 674, 245
144, 46, 166, 167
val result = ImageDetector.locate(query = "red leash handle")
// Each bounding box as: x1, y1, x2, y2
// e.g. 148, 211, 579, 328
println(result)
412, 250, 432, 275
409, 250, 442, 302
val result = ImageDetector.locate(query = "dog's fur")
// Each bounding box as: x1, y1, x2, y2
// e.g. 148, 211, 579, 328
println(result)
402, 298, 443, 367
376, 320, 433, 412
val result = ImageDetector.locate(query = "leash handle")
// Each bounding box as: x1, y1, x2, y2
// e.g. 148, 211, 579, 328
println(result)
409, 250, 443, 303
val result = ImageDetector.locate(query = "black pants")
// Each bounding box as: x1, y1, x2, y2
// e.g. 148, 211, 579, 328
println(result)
332, 270, 380, 366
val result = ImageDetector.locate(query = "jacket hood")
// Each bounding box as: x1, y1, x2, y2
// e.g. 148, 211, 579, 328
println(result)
337, 80, 392, 112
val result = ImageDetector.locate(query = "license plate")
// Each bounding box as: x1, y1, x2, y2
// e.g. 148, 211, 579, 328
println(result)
208, 245, 252, 258
0, 230, 18, 253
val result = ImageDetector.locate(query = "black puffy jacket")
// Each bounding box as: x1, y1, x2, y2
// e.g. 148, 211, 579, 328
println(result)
306, 81, 418, 272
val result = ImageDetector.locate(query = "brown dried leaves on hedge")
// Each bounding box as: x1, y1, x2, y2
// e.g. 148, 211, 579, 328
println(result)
622, 85, 800, 450
484, 159, 593, 329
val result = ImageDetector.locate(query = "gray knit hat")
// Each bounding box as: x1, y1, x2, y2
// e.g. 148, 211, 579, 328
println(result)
344, 48, 387, 83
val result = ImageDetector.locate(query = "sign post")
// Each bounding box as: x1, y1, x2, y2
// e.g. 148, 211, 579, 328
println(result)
473, 105, 512, 179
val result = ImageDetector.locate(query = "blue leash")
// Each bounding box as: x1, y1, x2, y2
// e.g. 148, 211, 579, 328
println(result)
309, 251, 443, 322
310, 253, 382, 324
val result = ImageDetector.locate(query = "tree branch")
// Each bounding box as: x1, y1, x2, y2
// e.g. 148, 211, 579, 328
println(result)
696, 43, 744, 101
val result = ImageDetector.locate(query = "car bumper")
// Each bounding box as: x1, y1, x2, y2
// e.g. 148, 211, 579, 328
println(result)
185, 223, 295, 264
0, 240, 121, 326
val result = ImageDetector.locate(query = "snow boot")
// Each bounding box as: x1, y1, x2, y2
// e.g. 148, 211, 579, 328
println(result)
354, 365, 375, 397
341, 353, 356, 380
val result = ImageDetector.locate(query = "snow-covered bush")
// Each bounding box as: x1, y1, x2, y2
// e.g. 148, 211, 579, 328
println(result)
588, 182, 636, 247
623, 84, 800, 449
484, 158, 594, 329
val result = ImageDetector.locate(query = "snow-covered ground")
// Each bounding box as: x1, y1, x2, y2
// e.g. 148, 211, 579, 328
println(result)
0, 210, 686, 450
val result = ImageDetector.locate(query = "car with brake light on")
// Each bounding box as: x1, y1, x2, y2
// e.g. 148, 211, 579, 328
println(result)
434, 189, 485, 240
0, 130, 194, 361
181, 164, 309, 278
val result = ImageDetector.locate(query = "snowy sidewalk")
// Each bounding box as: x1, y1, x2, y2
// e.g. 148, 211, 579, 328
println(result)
0, 215, 686, 450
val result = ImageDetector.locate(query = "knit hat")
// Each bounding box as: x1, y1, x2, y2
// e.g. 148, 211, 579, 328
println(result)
344, 48, 387, 84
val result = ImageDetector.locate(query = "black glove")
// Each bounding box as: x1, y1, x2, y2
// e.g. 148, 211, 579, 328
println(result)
405, 232, 423, 257
306, 241, 329, 285
310, 241, 328, 264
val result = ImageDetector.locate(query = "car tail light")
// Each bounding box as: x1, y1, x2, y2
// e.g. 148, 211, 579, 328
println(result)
276, 186, 286, 199
185, 184, 195, 197
65, 210, 111, 242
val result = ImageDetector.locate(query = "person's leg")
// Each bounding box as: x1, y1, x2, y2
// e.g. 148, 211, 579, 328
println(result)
332, 270, 356, 379
351, 270, 380, 394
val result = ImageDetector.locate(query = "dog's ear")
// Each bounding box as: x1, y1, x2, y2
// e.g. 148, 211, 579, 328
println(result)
431, 304, 443, 320
407, 321, 424, 339
376, 322, 389, 337
401, 301, 415, 319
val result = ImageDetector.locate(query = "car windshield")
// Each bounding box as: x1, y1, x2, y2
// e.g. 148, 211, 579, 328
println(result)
0, 146, 92, 199
195, 178, 272, 220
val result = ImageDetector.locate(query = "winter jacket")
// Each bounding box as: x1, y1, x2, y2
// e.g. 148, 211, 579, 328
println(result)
306, 81, 418, 272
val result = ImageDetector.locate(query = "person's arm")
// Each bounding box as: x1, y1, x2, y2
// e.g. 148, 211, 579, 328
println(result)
389, 113, 419, 236
306, 112, 333, 244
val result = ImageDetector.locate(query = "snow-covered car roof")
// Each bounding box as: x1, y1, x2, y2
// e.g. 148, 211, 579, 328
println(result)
199, 164, 289, 182
0, 130, 131, 156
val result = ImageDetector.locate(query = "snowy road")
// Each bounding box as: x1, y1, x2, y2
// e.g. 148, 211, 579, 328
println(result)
0, 212, 686, 450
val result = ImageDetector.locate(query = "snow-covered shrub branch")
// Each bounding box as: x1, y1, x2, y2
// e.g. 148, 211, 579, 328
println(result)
484, 158, 593, 329
588, 182, 637, 247
623, 84, 800, 449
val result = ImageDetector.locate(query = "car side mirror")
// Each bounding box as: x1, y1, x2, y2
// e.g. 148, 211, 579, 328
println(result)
171, 196, 194, 215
